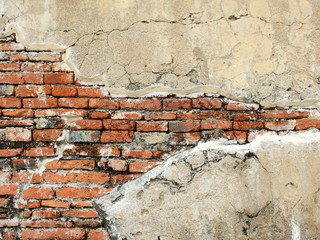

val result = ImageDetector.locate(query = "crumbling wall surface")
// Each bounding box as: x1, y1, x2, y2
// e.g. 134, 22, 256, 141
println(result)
2, 0, 320, 106
95, 131, 320, 240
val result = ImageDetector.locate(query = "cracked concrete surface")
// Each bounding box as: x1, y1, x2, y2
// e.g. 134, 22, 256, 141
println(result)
95, 131, 320, 240
2, 0, 320, 106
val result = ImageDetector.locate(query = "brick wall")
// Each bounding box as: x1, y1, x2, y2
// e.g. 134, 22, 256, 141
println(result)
0, 33, 319, 239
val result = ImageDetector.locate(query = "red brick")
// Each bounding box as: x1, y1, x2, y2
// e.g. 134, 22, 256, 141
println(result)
65, 146, 120, 157
77, 88, 108, 98
61, 210, 98, 218
296, 119, 320, 130
0, 184, 18, 195
169, 121, 200, 132
23, 146, 55, 157
44, 73, 74, 84
21, 63, 51, 72
201, 120, 232, 130
56, 187, 111, 199
73, 220, 101, 228
89, 98, 119, 109
22, 188, 54, 200
192, 98, 222, 109
2, 109, 34, 117
3, 128, 32, 141
144, 112, 176, 120
51, 85, 77, 97
21, 229, 85, 240
10, 54, 28, 61
112, 112, 143, 120
224, 102, 259, 111
35, 109, 87, 117
31, 172, 76, 184
136, 121, 168, 132
15, 85, 51, 97
77, 172, 110, 184
11, 172, 31, 183
233, 113, 258, 121
12, 159, 38, 169
259, 111, 309, 120
120, 99, 161, 110
0, 219, 19, 227
45, 160, 95, 170
88, 230, 109, 240
23, 98, 57, 108
0, 198, 9, 208
0, 43, 24, 51
0, 98, 21, 108
41, 200, 70, 208
0, 119, 33, 127
177, 111, 228, 120
0, 148, 21, 157
106, 160, 128, 171
103, 119, 135, 130
89, 111, 110, 119
233, 121, 265, 130
22, 73, 43, 84
153, 151, 168, 159
33, 129, 63, 141
71, 201, 92, 208
171, 132, 201, 145
3, 229, 16, 240
69, 119, 102, 130
16, 201, 41, 209
0, 63, 20, 71
122, 150, 153, 159
101, 131, 134, 143
129, 161, 157, 173
21, 220, 72, 228
58, 98, 88, 108
0, 73, 23, 84
32, 209, 60, 218
265, 121, 296, 131
163, 99, 192, 110
221, 131, 247, 144
110, 174, 141, 185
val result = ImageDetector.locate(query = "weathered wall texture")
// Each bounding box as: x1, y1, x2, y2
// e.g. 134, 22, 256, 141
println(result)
2, 0, 320, 106
95, 132, 320, 240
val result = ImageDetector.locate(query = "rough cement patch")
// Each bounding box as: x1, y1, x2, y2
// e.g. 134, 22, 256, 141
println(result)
95, 131, 320, 240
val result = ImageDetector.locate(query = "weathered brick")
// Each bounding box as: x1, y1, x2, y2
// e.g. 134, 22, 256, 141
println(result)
0, 219, 19, 227
0, 172, 11, 182
41, 200, 70, 209
233, 121, 265, 131
58, 98, 88, 108
192, 98, 222, 109
35, 117, 65, 129
44, 73, 74, 84
0, 73, 23, 84
112, 112, 142, 120
16, 201, 41, 209
56, 187, 111, 199
0, 98, 21, 108
31, 172, 76, 184
0, 198, 10, 208
120, 99, 161, 110
88, 111, 110, 119
3, 229, 15, 240
259, 111, 309, 120
0, 43, 24, 51
28, 52, 62, 62
265, 121, 296, 131
61, 210, 98, 218
101, 131, 134, 143
21, 63, 51, 72
169, 121, 200, 132
144, 112, 176, 120
201, 120, 232, 130
106, 160, 128, 171
22, 188, 54, 200
110, 174, 141, 185
78, 88, 108, 98
136, 121, 168, 132
11, 172, 32, 183
233, 113, 258, 121
20, 229, 86, 240
224, 101, 259, 111
77, 172, 110, 184
23, 98, 57, 108
33, 129, 63, 141
89, 98, 119, 109
35, 109, 87, 117
0, 63, 20, 71
295, 119, 320, 130
23, 146, 55, 157
129, 161, 157, 173
170, 132, 201, 145
0, 119, 33, 127
12, 159, 38, 169
71, 201, 92, 208
21, 220, 72, 228
10, 53, 28, 61
45, 160, 95, 170
16, 85, 52, 98
52, 62, 71, 72
2, 109, 34, 117
69, 131, 100, 142
177, 111, 228, 120
221, 131, 247, 144
73, 220, 101, 228
153, 151, 168, 159
122, 150, 153, 159
88, 230, 109, 240
32, 209, 60, 218
70, 120, 102, 130
103, 119, 135, 130
163, 99, 192, 110
0, 148, 21, 157
65, 146, 120, 157
1, 128, 32, 142
22, 73, 43, 84
51, 85, 77, 97
0, 85, 14, 95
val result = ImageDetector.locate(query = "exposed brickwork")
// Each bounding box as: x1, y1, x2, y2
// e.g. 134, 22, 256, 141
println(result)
0, 34, 319, 239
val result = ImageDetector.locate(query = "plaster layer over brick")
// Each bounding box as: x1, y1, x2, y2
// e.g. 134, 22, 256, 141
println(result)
2, 0, 320, 106
95, 131, 320, 240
